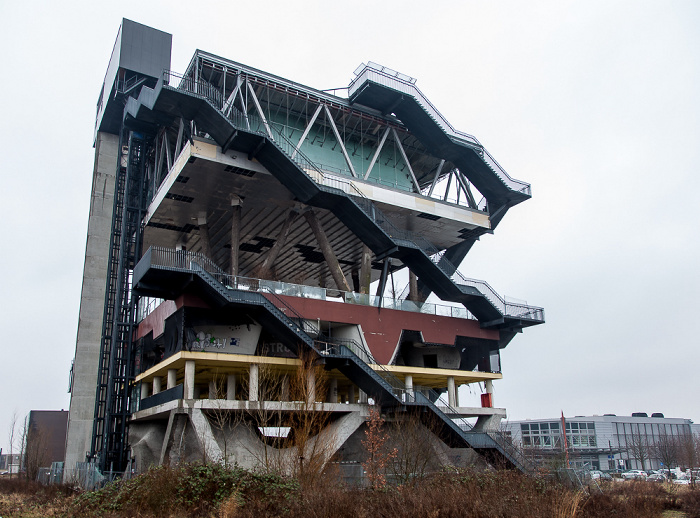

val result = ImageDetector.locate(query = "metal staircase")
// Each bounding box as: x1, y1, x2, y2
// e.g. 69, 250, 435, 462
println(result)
124, 72, 543, 329
347, 62, 531, 227
133, 247, 534, 472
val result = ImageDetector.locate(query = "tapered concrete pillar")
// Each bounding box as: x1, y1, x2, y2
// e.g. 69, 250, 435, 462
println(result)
140, 382, 149, 400
405, 374, 414, 402
249, 364, 259, 402
209, 379, 217, 400
167, 369, 177, 390
447, 376, 457, 408
281, 375, 290, 401
306, 368, 316, 405
348, 385, 356, 404
227, 374, 237, 401
230, 197, 242, 276
359, 245, 372, 295
198, 213, 211, 258
408, 271, 419, 302
184, 360, 195, 399
153, 376, 162, 395
260, 210, 298, 277
303, 210, 352, 292
327, 378, 338, 403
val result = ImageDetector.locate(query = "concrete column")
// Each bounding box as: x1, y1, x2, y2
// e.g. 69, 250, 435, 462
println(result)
359, 245, 372, 295
227, 374, 237, 401
260, 210, 298, 277
405, 374, 414, 401
306, 368, 316, 405
209, 379, 217, 400
359, 389, 368, 404
140, 382, 149, 400
281, 375, 290, 401
167, 369, 177, 390
303, 210, 352, 292
230, 197, 242, 277
249, 364, 259, 402
348, 385, 356, 404
447, 376, 457, 408
198, 214, 211, 258
184, 360, 195, 400
327, 378, 338, 403
152, 376, 162, 395
408, 271, 419, 302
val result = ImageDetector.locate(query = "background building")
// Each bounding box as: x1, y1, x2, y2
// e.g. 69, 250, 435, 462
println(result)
64, 19, 544, 480
504, 413, 696, 471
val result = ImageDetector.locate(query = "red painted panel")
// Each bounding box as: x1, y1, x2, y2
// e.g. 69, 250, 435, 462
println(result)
275, 295, 499, 365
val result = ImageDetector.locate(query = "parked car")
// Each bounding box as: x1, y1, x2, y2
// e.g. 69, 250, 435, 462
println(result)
648, 473, 667, 483
590, 470, 612, 481
622, 470, 648, 480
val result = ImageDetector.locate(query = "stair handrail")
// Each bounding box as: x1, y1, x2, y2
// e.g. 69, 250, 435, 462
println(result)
144, 246, 533, 469
162, 71, 543, 322
348, 63, 531, 196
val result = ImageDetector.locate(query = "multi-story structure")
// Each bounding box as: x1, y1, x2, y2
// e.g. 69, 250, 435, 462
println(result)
504, 413, 696, 471
64, 19, 544, 479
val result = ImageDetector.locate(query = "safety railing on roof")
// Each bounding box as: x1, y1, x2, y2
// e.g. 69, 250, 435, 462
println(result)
348, 62, 531, 197
160, 71, 543, 323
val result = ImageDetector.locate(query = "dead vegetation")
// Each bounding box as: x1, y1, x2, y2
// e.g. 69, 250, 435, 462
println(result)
4, 468, 700, 518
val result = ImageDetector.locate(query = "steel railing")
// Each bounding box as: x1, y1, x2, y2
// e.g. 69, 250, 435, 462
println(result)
348, 63, 531, 196
160, 71, 543, 323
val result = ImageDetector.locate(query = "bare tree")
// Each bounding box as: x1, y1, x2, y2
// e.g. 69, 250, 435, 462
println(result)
625, 429, 652, 471
6, 410, 18, 478
655, 432, 679, 479
24, 420, 50, 481
678, 432, 700, 487
389, 411, 440, 485
287, 349, 334, 487
361, 406, 397, 489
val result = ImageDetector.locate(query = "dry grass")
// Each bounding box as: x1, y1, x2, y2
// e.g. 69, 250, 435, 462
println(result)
2, 467, 700, 517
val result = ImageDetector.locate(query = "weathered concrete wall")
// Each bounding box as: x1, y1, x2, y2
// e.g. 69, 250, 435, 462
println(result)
64, 132, 119, 479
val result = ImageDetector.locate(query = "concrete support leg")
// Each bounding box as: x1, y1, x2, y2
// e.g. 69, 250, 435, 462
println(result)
303, 210, 352, 292
281, 375, 290, 401
348, 385, 356, 404
167, 369, 177, 390
408, 271, 419, 302
485, 379, 494, 406
259, 209, 298, 278
153, 376, 162, 395
230, 198, 242, 277
447, 376, 457, 408
327, 378, 338, 403
307, 368, 316, 405
227, 374, 237, 401
405, 374, 414, 402
184, 360, 195, 400
198, 213, 212, 258
249, 364, 259, 402
140, 382, 149, 400
209, 379, 217, 399
359, 244, 372, 295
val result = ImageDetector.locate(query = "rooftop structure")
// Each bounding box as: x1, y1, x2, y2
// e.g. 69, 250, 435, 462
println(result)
65, 19, 544, 480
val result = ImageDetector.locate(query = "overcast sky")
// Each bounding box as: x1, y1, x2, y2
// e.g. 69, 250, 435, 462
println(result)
1, 1, 698, 450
